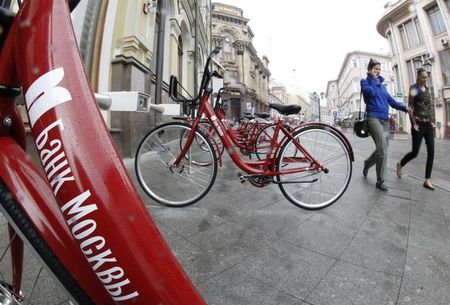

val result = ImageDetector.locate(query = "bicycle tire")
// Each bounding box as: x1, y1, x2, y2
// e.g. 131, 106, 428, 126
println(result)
135, 122, 217, 207
276, 125, 352, 210
0, 179, 94, 305
198, 121, 224, 156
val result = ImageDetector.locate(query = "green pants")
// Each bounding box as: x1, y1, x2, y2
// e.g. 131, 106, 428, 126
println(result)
364, 117, 390, 182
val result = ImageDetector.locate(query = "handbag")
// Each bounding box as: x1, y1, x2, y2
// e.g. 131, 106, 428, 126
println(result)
354, 92, 369, 138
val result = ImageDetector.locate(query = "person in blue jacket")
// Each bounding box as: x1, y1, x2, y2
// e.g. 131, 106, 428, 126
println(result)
361, 59, 409, 192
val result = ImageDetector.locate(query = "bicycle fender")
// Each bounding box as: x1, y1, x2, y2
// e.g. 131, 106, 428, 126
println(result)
0, 137, 115, 305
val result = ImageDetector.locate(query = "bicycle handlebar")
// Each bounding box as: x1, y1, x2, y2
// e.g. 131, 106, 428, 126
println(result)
169, 47, 223, 104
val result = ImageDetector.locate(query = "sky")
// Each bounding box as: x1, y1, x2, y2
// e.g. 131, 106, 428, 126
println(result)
215, 0, 391, 94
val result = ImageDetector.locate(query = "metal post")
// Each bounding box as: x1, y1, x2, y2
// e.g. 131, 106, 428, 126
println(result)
155, 0, 167, 105
318, 96, 321, 123
193, 0, 199, 118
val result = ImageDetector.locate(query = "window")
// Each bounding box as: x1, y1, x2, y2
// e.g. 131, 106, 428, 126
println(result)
393, 65, 402, 94
427, 5, 446, 36
446, 0, 450, 12
362, 59, 369, 69
406, 59, 417, 86
351, 59, 358, 68
387, 31, 395, 53
399, 17, 423, 50
439, 49, 450, 86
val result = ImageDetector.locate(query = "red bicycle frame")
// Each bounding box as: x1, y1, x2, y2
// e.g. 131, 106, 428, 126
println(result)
0, 1, 206, 304
175, 91, 322, 177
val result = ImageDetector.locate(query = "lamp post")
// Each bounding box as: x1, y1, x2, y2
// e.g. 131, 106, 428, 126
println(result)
423, 60, 433, 98
313, 91, 325, 122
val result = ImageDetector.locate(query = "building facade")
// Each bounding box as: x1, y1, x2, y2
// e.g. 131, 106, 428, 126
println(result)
325, 51, 397, 128
377, 0, 450, 138
211, 3, 271, 121
5, 0, 213, 157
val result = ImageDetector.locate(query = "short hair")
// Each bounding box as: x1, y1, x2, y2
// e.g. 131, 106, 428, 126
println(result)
367, 58, 380, 71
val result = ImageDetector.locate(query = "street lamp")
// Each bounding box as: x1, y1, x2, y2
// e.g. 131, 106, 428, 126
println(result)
413, 57, 423, 71
312, 91, 325, 122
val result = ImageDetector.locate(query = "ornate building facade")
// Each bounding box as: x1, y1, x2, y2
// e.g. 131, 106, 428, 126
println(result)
326, 51, 395, 128
377, 0, 450, 138
4, 0, 213, 157
211, 3, 271, 121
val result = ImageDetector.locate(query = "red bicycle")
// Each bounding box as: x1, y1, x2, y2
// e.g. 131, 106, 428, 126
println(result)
0, 1, 206, 304
135, 49, 354, 209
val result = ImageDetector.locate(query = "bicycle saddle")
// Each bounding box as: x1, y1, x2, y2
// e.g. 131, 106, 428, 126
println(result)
243, 114, 256, 120
0, 8, 15, 51
269, 103, 301, 115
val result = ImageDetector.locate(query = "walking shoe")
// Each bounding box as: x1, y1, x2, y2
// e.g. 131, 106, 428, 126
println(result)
396, 162, 402, 178
423, 181, 435, 191
362, 167, 368, 178
375, 181, 388, 192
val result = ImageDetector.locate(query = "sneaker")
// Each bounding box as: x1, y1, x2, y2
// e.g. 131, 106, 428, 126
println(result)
396, 162, 402, 178
362, 167, 368, 178
376, 181, 388, 192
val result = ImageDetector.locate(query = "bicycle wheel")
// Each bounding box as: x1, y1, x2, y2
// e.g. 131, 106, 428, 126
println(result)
276, 126, 352, 210
0, 179, 94, 305
198, 121, 224, 156
135, 122, 217, 207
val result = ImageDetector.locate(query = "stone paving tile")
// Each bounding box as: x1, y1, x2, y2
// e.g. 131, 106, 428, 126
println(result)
337, 177, 376, 214
168, 237, 230, 283
305, 261, 401, 305
397, 245, 450, 305
357, 217, 409, 246
281, 219, 356, 259
340, 217, 408, 276
268, 291, 306, 305
146, 205, 228, 237
408, 201, 450, 251
185, 222, 273, 272
198, 180, 284, 221
308, 204, 367, 233
197, 264, 279, 305
231, 201, 313, 239
367, 196, 410, 227
241, 239, 336, 300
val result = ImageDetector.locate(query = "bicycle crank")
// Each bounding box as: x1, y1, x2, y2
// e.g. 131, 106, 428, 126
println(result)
237, 173, 270, 187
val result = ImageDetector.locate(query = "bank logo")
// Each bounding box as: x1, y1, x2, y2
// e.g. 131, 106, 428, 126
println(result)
25, 68, 72, 127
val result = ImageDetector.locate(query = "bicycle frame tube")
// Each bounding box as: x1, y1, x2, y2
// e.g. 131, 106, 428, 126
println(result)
209, 100, 323, 176
215, 108, 259, 150
0, 138, 115, 304
0, 1, 206, 304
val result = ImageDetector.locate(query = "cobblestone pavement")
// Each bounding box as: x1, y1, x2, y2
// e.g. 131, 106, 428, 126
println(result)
128, 130, 450, 305
1, 130, 449, 304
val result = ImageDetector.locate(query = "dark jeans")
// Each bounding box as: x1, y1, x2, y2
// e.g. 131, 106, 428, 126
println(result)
400, 121, 434, 179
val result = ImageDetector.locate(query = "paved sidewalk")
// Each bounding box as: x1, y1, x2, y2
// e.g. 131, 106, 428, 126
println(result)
126, 132, 450, 305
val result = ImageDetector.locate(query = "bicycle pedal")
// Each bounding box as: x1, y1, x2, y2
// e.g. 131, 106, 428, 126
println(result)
237, 173, 246, 184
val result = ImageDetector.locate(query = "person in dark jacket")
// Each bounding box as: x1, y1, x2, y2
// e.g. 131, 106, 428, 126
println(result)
361, 59, 409, 192
396, 68, 435, 190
